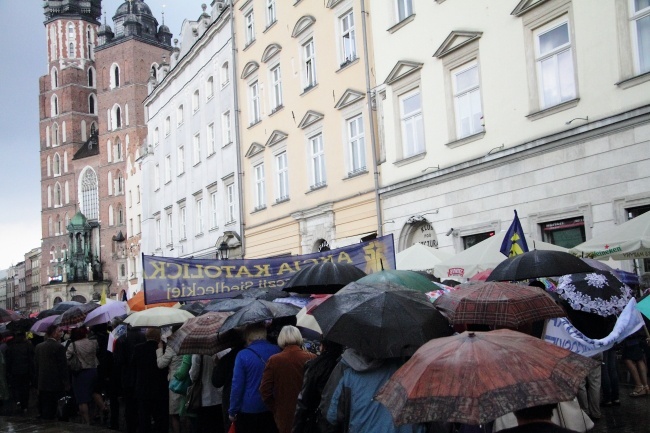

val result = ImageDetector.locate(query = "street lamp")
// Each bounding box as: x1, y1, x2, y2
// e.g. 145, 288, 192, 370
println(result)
69, 286, 77, 301
216, 241, 229, 260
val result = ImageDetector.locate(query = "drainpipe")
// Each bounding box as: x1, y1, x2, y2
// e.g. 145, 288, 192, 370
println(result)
360, 0, 383, 237
230, 2, 246, 257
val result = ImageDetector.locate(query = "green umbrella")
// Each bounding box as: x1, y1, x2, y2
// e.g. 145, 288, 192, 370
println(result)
357, 270, 436, 293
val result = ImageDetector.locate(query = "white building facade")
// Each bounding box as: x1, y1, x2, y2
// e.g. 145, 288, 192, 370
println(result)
142, 3, 242, 265
370, 0, 650, 277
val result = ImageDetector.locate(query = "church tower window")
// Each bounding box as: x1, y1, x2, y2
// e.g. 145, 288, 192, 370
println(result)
80, 167, 99, 220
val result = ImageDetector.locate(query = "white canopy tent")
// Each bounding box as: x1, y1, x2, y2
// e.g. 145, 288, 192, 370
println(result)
433, 231, 568, 280
569, 210, 650, 260
395, 243, 452, 271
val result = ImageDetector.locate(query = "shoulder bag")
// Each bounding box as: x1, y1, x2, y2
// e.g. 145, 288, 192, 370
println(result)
68, 341, 83, 373
185, 356, 203, 411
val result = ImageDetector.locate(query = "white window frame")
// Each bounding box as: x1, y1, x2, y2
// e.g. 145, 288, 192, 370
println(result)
254, 163, 266, 210
155, 217, 161, 249
193, 133, 201, 165
245, 10, 255, 46
207, 123, 215, 155
227, 183, 236, 223
164, 154, 171, 183
206, 76, 214, 100
177, 145, 185, 175
303, 39, 317, 90
153, 127, 159, 145
347, 115, 366, 175
192, 90, 200, 113
630, 0, 650, 74
399, 88, 425, 158
221, 62, 230, 87
267, 0, 277, 27
222, 111, 232, 144
270, 64, 283, 111
210, 191, 218, 229
154, 164, 160, 190
452, 61, 484, 139
309, 133, 326, 188
195, 198, 204, 235
275, 151, 289, 202
166, 212, 173, 245
179, 206, 187, 240
177, 105, 184, 126
249, 81, 261, 125
340, 10, 357, 66
534, 16, 576, 110
396, 0, 413, 22
164, 116, 170, 136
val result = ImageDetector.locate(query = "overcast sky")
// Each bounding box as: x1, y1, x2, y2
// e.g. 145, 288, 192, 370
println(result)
0, 1, 207, 270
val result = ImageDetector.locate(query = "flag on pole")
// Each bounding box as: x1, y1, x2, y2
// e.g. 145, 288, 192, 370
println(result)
500, 210, 529, 257
100, 287, 107, 305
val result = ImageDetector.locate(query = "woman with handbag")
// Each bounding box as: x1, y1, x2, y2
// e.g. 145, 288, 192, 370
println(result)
157, 334, 184, 433
66, 326, 106, 424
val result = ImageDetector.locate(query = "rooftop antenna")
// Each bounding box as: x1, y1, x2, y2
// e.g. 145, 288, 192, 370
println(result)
162, 4, 166, 25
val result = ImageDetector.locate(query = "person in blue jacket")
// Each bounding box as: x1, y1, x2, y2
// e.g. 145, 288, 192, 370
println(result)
228, 322, 280, 433
321, 348, 427, 433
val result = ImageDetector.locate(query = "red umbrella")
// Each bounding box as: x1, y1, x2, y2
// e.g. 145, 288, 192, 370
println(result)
433, 281, 565, 328
375, 329, 600, 425
469, 269, 493, 281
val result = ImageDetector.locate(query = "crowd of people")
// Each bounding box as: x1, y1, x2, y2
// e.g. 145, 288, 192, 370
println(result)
0, 296, 648, 433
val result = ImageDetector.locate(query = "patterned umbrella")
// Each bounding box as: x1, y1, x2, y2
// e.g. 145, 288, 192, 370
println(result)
166, 312, 232, 355
375, 329, 601, 425
0, 308, 22, 323
556, 271, 632, 317
54, 303, 100, 327
433, 281, 565, 328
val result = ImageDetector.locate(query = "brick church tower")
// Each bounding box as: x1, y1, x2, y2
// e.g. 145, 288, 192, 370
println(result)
94, 0, 172, 300
39, 0, 171, 305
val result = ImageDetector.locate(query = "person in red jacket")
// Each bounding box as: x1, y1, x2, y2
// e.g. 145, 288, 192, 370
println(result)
260, 325, 315, 433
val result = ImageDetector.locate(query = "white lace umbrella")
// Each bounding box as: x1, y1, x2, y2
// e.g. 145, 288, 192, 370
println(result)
556, 271, 632, 317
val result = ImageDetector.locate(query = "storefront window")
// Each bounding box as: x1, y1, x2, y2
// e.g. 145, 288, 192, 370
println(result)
541, 217, 585, 248
462, 231, 494, 250
628, 205, 650, 273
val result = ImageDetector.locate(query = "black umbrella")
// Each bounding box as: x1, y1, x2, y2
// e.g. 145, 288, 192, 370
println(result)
283, 262, 366, 294
36, 309, 60, 320
486, 250, 595, 281
311, 281, 453, 359
556, 271, 632, 318
51, 301, 83, 313
53, 303, 100, 327
180, 301, 206, 316
202, 298, 255, 314
219, 300, 300, 333
7, 318, 37, 333
235, 287, 290, 301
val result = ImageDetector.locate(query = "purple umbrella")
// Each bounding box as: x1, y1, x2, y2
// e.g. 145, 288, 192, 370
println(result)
84, 302, 127, 327
31, 314, 61, 333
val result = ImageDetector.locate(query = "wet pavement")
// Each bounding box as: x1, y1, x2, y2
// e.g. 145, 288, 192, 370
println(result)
591, 382, 650, 433
0, 416, 115, 432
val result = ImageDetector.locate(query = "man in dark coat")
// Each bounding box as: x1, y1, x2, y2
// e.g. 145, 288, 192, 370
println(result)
34, 325, 69, 419
131, 327, 169, 433
5, 331, 35, 414
114, 324, 145, 433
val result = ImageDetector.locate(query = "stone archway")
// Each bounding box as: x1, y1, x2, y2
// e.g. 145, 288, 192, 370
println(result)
53, 296, 63, 305
71, 294, 87, 303
397, 217, 440, 252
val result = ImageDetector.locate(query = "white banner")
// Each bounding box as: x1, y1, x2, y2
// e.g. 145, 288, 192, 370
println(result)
543, 298, 644, 357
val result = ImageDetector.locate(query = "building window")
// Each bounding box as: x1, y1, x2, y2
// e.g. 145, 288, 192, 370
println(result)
51, 68, 58, 89
400, 89, 425, 158
53, 153, 61, 176
193, 133, 201, 164
210, 191, 218, 229
310, 133, 326, 188
88, 94, 96, 114
54, 183, 62, 206
452, 61, 483, 138
245, 11, 255, 46
80, 168, 99, 220
347, 115, 366, 174
192, 90, 200, 112
153, 127, 159, 145
154, 164, 160, 190
221, 62, 230, 87
540, 217, 585, 249
164, 155, 171, 183
340, 11, 356, 65
177, 105, 184, 126
155, 218, 161, 249
111, 63, 120, 88
265, 0, 277, 27
68, 42, 75, 58
254, 163, 266, 210
206, 76, 214, 99
52, 95, 59, 116
463, 231, 495, 250
164, 117, 171, 136
631, 0, 650, 74
227, 183, 236, 223
276, 151, 289, 202
166, 212, 173, 245
114, 139, 123, 161
535, 17, 576, 109
196, 198, 204, 234
115, 171, 124, 195
222, 111, 232, 144
270, 65, 283, 111
179, 206, 187, 240
303, 39, 317, 90
249, 81, 261, 125
52, 123, 59, 146
396, 0, 413, 22
88, 67, 95, 87
207, 123, 215, 154
68, 22, 75, 38
177, 145, 185, 175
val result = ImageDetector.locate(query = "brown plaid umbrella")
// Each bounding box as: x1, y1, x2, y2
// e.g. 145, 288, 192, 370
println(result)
433, 281, 565, 328
166, 312, 233, 355
53, 303, 100, 327
375, 329, 600, 425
